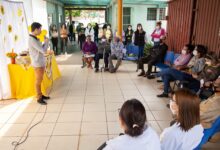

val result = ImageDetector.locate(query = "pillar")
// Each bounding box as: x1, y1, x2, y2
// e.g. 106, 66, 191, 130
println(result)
69, 9, 72, 23
117, 0, 123, 40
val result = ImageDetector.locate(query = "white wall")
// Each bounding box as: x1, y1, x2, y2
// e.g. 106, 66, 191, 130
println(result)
110, 3, 167, 42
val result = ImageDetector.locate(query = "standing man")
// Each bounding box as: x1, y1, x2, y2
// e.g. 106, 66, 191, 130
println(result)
69, 21, 73, 42
29, 22, 50, 105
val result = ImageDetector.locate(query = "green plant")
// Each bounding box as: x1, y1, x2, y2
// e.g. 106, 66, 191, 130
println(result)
144, 42, 153, 56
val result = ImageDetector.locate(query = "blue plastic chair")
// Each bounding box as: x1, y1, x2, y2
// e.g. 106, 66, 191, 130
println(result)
194, 116, 220, 150
124, 45, 139, 61
155, 51, 175, 71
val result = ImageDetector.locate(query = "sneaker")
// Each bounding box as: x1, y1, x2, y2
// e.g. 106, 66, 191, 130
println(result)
157, 93, 169, 98
42, 95, 50, 100
95, 68, 99, 72
37, 98, 47, 105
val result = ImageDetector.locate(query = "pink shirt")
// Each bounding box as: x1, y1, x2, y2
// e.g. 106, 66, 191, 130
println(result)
174, 54, 191, 66
151, 28, 165, 42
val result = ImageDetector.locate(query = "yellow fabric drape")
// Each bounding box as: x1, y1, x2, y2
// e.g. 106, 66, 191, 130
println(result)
8, 55, 61, 99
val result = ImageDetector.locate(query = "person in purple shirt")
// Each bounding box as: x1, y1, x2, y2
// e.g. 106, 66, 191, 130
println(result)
82, 35, 98, 69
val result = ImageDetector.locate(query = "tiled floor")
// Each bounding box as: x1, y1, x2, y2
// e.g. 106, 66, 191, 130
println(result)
0, 52, 220, 150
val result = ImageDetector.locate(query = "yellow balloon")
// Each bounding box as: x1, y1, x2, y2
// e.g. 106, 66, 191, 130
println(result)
37, 29, 47, 42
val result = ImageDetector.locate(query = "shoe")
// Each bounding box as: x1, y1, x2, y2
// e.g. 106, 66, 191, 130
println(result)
166, 104, 170, 109
138, 71, 145, 76
147, 75, 155, 79
157, 93, 169, 98
37, 98, 47, 105
42, 95, 50, 100
104, 68, 109, 72
95, 68, 99, 72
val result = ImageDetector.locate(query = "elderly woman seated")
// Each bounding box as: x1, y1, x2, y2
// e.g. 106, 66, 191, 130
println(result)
82, 35, 98, 69
109, 36, 124, 73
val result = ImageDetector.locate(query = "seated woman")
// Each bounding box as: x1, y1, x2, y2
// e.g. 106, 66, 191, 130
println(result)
156, 44, 194, 78
109, 37, 124, 73
82, 35, 98, 69
200, 77, 220, 142
94, 36, 111, 72
161, 89, 204, 150
100, 99, 161, 150
157, 45, 207, 98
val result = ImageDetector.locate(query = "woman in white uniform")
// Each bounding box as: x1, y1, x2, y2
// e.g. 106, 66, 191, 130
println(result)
102, 99, 161, 150
160, 89, 204, 150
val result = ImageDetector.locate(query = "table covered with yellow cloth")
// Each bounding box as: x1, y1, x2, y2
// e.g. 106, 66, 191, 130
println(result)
8, 55, 61, 99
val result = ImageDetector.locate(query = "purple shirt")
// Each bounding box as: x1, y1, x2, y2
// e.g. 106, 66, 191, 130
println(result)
174, 53, 191, 66
82, 42, 97, 54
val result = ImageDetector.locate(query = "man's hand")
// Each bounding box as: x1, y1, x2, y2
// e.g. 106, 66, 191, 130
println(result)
47, 50, 54, 55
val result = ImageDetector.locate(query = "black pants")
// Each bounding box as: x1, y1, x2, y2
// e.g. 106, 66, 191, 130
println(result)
137, 55, 158, 75
51, 37, 58, 55
79, 34, 86, 50
94, 53, 109, 69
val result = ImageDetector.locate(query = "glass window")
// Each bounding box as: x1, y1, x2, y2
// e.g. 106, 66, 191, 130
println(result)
147, 8, 157, 20
159, 8, 166, 20
123, 7, 131, 31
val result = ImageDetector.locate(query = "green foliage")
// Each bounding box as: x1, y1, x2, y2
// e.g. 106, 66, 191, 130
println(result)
144, 42, 153, 56
65, 10, 82, 17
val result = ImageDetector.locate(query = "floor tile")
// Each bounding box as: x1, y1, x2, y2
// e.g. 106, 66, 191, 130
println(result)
84, 103, 105, 112
107, 122, 123, 134
53, 123, 81, 136
152, 110, 173, 121
29, 123, 55, 136
78, 135, 108, 150
47, 136, 79, 150
81, 122, 107, 135
82, 111, 106, 122
32, 113, 59, 123
7, 113, 36, 124
61, 104, 84, 112
58, 112, 82, 122
0, 123, 29, 136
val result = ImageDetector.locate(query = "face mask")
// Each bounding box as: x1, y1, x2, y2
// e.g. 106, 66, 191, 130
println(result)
107, 26, 110, 29
181, 50, 187, 55
156, 26, 160, 30
193, 50, 198, 56
88, 26, 91, 29
170, 100, 177, 115
128, 27, 131, 30
101, 39, 106, 43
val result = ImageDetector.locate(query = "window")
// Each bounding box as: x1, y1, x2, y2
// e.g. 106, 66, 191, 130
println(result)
159, 8, 166, 20
123, 7, 131, 31
147, 8, 157, 20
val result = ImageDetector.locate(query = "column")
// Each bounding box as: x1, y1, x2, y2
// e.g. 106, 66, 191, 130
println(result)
117, 0, 123, 40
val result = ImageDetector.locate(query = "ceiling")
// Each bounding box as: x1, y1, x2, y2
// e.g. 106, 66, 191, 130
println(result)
57, 0, 168, 7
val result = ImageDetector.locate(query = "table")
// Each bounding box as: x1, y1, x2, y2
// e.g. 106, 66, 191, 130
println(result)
8, 55, 61, 99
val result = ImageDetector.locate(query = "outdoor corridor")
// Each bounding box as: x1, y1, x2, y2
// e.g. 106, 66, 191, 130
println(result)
0, 46, 219, 150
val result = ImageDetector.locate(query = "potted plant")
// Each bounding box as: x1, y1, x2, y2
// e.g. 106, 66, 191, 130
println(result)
6, 49, 18, 64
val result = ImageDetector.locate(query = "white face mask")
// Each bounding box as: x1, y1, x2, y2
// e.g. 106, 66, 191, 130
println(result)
107, 26, 110, 29
101, 39, 106, 43
88, 26, 91, 29
193, 50, 198, 56
156, 26, 160, 30
170, 100, 177, 115
181, 49, 187, 55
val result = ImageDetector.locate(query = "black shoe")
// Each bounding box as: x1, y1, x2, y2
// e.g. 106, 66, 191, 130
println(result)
157, 80, 163, 82
147, 75, 155, 79
42, 95, 50, 100
37, 98, 47, 105
157, 93, 169, 98
166, 104, 170, 109
138, 71, 145, 76
95, 68, 99, 72
104, 68, 109, 72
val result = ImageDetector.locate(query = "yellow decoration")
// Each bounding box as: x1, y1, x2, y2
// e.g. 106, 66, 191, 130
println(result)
14, 35, 18, 42
0, 5, 4, 15
37, 29, 47, 42
8, 25, 12, 33
17, 8, 22, 17
8, 55, 61, 99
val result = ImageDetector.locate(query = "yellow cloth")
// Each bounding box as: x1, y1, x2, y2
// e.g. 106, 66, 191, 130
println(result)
8, 55, 61, 99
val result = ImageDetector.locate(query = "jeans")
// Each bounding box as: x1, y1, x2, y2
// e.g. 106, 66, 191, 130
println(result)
94, 53, 109, 69
154, 41, 160, 46
161, 68, 200, 94
34, 67, 45, 99
138, 45, 144, 59
51, 38, 58, 55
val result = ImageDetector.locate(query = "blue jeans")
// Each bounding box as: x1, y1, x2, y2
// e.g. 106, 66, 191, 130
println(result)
161, 68, 200, 94
138, 46, 144, 59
